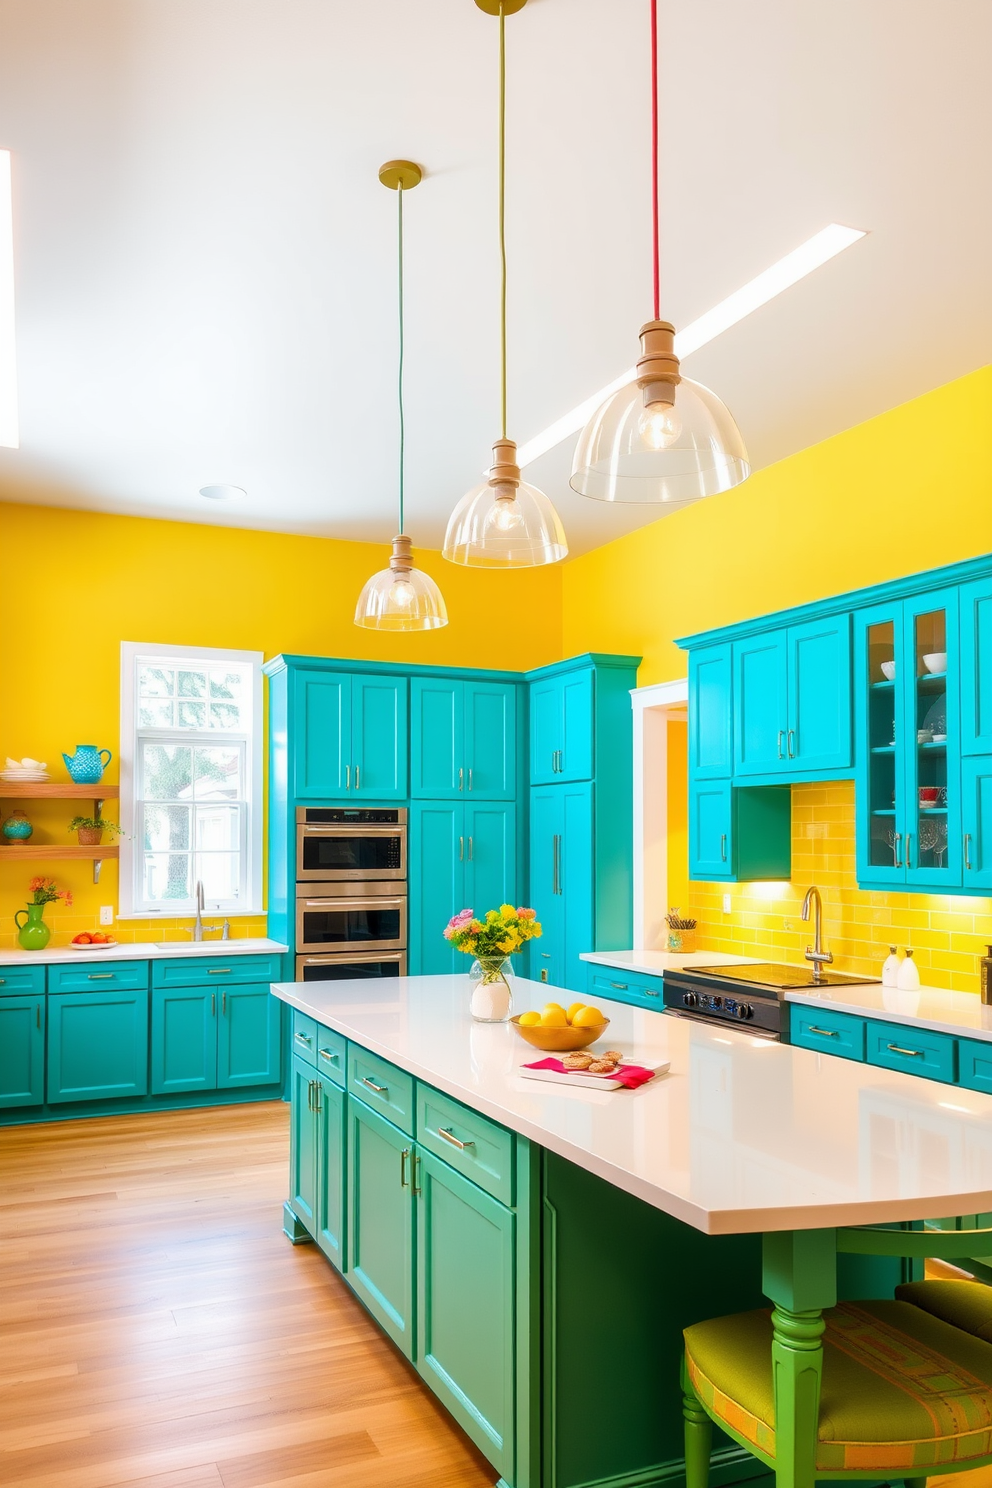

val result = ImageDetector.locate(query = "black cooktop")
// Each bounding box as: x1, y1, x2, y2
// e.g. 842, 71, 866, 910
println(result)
693, 963, 880, 991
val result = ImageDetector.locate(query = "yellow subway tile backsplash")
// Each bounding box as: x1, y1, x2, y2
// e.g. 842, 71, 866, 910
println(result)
686, 780, 992, 994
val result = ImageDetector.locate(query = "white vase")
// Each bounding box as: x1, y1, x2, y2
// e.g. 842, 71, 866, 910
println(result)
469, 956, 514, 1023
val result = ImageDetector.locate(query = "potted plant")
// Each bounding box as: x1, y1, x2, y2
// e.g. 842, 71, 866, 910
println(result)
68, 814, 121, 847
443, 904, 542, 1023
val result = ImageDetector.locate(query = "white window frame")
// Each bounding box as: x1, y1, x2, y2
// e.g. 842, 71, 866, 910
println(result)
119, 641, 264, 918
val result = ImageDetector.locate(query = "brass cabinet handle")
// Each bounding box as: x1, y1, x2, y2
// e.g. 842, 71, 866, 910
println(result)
610, 981, 628, 990
311, 1079, 321, 1113
221, 992, 226, 1015
720, 833, 728, 862
207, 968, 232, 974
644, 987, 660, 997
345, 764, 351, 791
905, 832, 913, 868
211, 992, 216, 1015
458, 766, 464, 792
808, 1025, 839, 1038
777, 730, 785, 759
361, 1075, 388, 1095
400, 1148, 410, 1187
468, 835, 473, 860
459, 835, 464, 861
294, 1031, 313, 1047
436, 1126, 474, 1152
306, 1078, 315, 1112
787, 728, 796, 758
354, 765, 360, 791
88, 973, 115, 980
887, 1042, 924, 1058
412, 1152, 422, 1196
318, 1047, 339, 1063
36, 1002, 41, 1030
893, 832, 902, 868
964, 833, 973, 871
468, 768, 473, 791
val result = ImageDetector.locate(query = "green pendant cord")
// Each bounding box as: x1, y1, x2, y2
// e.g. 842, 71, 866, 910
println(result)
397, 181, 406, 535
498, 3, 507, 441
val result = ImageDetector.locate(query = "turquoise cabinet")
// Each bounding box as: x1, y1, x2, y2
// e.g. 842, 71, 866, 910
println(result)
865, 1018, 957, 1083
960, 576, 992, 755
688, 780, 733, 880
346, 1095, 416, 1359
288, 1051, 346, 1269
293, 668, 407, 800
688, 782, 791, 883
530, 669, 593, 784
529, 782, 594, 992
587, 966, 664, 1012
416, 1149, 515, 1480
408, 801, 516, 976
790, 1004, 867, 1062
963, 756, 992, 891
151, 986, 214, 1094
734, 617, 851, 778
47, 989, 148, 1103
734, 630, 788, 776
688, 644, 733, 780
217, 984, 281, 1088
288, 1054, 320, 1235
959, 1038, 992, 1095
0, 994, 45, 1108
411, 678, 516, 800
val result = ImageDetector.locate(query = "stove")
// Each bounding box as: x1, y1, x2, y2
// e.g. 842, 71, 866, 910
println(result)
662, 963, 881, 1039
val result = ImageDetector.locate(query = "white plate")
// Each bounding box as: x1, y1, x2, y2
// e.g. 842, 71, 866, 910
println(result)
69, 939, 119, 951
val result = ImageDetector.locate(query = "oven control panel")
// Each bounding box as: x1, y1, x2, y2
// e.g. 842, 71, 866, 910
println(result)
679, 990, 755, 1020
662, 973, 784, 1037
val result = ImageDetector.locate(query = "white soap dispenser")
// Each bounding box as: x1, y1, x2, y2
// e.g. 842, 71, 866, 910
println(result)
897, 947, 921, 991
882, 946, 901, 987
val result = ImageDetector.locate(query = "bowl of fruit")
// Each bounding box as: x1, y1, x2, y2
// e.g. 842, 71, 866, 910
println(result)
511, 1000, 609, 1052
70, 932, 118, 950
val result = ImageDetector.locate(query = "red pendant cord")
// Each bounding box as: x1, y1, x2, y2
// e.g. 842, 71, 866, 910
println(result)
650, 0, 660, 320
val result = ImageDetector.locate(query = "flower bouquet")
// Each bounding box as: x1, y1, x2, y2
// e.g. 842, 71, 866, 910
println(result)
444, 904, 542, 1022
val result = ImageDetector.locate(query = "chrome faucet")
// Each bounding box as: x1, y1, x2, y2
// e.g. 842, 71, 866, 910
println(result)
801, 885, 833, 982
190, 881, 223, 942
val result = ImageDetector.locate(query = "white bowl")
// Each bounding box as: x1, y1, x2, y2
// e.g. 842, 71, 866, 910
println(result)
923, 652, 947, 674
880, 661, 896, 681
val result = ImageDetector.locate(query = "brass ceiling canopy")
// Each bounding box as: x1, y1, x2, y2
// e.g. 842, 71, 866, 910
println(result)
474, 0, 528, 13
378, 160, 423, 192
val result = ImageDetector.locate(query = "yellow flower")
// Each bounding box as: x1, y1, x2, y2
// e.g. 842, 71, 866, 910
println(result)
498, 936, 516, 953
463, 938, 477, 954
499, 903, 516, 920
486, 909, 499, 922
531, 922, 542, 937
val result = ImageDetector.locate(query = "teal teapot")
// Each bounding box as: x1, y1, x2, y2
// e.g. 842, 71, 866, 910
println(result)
62, 744, 112, 784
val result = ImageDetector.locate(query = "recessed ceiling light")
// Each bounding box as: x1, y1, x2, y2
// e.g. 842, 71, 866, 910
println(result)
199, 484, 244, 501
516, 223, 868, 470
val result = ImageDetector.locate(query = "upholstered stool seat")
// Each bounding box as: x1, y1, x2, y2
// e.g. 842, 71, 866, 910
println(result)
896, 1278, 992, 1343
684, 1298, 992, 1477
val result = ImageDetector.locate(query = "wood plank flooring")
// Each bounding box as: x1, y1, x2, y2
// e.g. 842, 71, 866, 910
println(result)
0, 1103, 497, 1488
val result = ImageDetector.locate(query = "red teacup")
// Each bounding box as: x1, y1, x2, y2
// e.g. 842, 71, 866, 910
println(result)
919, 786, 940, 806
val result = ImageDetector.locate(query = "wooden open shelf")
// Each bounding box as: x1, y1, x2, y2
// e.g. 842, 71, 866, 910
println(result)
0, 844, 119, 861
0, 783, 118, 799
0, 784, 120, 881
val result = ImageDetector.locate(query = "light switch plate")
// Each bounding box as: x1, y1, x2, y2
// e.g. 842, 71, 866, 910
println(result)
99, 905, 114, 925
722, 893, 732, 914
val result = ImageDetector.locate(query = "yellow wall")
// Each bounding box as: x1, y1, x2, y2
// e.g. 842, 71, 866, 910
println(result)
0, 503, 562, 946
562, 367, 992, 990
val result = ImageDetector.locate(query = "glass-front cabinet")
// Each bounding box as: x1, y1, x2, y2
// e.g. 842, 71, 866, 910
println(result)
855, 588, 961, 889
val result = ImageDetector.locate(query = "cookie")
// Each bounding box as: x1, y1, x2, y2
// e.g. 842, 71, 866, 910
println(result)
603, 1051, 624, 1064
562, 1052, 594, 1069
587, 1059, 616, 1074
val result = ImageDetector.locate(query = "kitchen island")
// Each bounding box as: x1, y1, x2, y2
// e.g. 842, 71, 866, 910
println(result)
272, 972, 992, 1488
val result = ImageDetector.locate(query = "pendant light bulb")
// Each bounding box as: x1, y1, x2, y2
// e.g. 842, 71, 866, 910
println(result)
637, 398, 682, 450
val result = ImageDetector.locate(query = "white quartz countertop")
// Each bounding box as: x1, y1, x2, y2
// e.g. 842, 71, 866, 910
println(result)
786, 982, 992, 1043
271, 972, 992, 1237
0, 937, 288, 966
581, 949, 760, 977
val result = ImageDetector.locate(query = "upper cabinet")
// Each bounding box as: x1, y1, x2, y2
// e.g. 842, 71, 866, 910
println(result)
688, 645, 733, 780
292, 669, 408, 800
410, 679, 517, 801
734, 616, 852, 779
960, 577, 992, 756
530, 670, 594, 784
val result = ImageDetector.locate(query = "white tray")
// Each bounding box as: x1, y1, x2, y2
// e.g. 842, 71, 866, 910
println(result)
518, 1058, 670, 1091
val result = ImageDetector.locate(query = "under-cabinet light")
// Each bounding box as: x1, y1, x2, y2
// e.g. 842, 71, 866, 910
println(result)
0, 150, 17, 449
515, 223, 866, 469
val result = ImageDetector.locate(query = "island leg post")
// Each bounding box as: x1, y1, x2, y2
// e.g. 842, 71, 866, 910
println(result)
681, 1356, 712, 1488
762, 1229, 837, 1488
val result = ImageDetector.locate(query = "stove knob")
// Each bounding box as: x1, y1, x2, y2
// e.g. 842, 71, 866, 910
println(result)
735, 1002, 754, 1020
682, 991, 697, 1008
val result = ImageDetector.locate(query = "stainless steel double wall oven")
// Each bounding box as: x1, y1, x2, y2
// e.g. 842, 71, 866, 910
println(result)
295, 807, 407, 981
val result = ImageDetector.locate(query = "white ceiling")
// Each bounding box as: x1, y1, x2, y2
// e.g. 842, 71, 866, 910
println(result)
0, 0, 989, 555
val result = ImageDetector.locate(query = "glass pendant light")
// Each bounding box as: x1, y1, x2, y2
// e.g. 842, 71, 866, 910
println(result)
443, 0, 567, 568
569, 0, 749, 507
355, 160, 448, 631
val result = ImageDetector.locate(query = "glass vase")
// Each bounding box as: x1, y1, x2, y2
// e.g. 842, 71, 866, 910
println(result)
469, 955, 514, 1023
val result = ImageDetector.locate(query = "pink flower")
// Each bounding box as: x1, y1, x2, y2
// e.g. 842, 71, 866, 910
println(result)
443, 907, 475, 940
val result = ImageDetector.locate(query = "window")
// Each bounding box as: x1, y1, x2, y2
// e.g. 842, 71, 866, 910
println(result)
120, 643, 263, 917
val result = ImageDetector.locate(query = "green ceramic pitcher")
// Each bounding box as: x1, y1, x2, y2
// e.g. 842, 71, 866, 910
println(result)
15, 902, 51, 951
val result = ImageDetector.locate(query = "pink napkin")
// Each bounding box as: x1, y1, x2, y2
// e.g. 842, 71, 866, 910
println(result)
522, 1057, 656, 1090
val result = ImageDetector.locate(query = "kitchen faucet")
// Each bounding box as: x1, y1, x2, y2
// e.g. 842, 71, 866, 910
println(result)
190, 880, 227, 941
801, 885, 833, 982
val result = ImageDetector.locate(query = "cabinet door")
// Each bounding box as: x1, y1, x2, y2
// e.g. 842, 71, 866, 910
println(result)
150, 985, 215, 1094
960, 577, 992, 756
346, 1096, 416, 1360
854, 602, 907, 885
217, 985, 282, 1088
963, 756, 992, 892
293, 670, 351, 798
561, 783, 595, 993
410, 678, 463, 798
530, 677, 562, 785
688, 644, 733, 781
409, 803, 464, 975
288, 1055, 319, 1237
787, 614, 852, 773
734, 632, 788, 777
352, 675, 407, 799
528, 786, 563, 986
688, 782, 733, 880
465, 681, 516, 800
0, 995, 45, 1108
465, 804, 516, 917
47, 991, 148, 1103
559, 671, 594, 782
902, 588, 961, 888
416, 1151, 515, 1480
316, 1075, 346, 1271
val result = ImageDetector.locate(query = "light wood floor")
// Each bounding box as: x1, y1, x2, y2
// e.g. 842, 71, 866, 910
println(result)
0, 1102, 497, 1488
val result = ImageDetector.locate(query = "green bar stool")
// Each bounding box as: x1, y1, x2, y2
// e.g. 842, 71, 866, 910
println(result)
682, 1224, 992, 1488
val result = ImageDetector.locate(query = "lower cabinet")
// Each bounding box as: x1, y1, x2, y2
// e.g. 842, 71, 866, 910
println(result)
151, 983, 281, 1095
346, 1095, 416, 1357
288, 1053, 347, 1270
0, 994, 45, 1108
47, 989, 148, 1103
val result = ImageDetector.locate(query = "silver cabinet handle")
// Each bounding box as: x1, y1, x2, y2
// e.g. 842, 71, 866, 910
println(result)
644, 987, 660, 997
887, 1042, 924, 1059
311, 1079, 321, 1113
345, 764, 351, 791
808, 1025, 838, 1038
893, 831, 902, 868
787, 728, 796, 758
294, 1031, 313, 1047
610, 981, 628, 990
777, 730, 785, 759
468, 835, 473, 860
207, 967, 232, 974
361, 1076, 388, 1095
36, 1002, 41, 1029
412, 1152, 422, 1196
211, 992, 216, 1015
437, 1126, 474, 1151
400, 1148, 410, 1187
905, 831, 913, 868
720, 833, 727, 862
468, 768, 473, 791
965, 833, 973, 871
318, 1047, 340, 1064
88, 972, 115, 980
222, 991, 226, 1015
458, 766, 464, 792
354, 765, 360, 791
459, 835, 464, 861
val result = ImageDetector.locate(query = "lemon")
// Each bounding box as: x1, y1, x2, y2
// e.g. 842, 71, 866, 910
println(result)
542, 1001, 565, 1015
518, 1010, 542, 1027
572, 1005, 605, 1027
566, 1001, 586, 1025
540, 1006, 568, 1028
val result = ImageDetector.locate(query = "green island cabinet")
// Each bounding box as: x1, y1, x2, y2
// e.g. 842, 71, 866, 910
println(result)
284, 1010, 775, 1488
264, 653, 639, 986
0, 952, 285, 1123
679, 554, 992, 893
